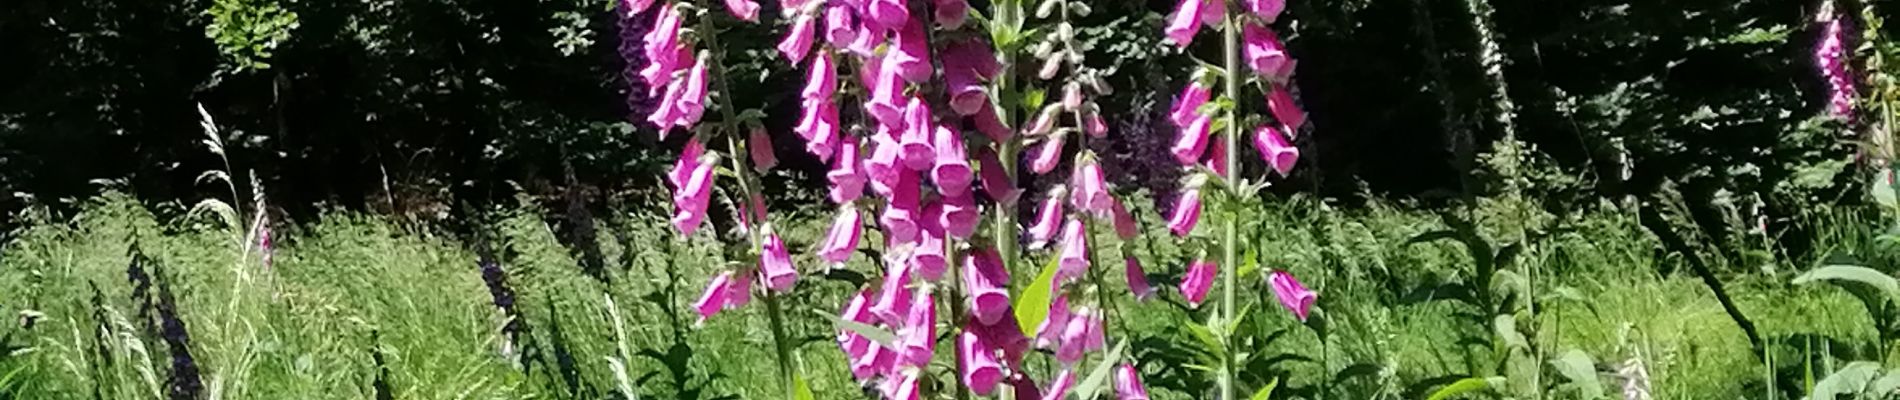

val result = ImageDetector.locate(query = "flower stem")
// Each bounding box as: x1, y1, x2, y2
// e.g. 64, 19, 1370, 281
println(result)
1218, 10, 1243, 400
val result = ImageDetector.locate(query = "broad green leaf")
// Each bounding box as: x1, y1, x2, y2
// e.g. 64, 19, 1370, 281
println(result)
1426, 376, 1502, 400
1249, 377, 1279, 400
1792, 265, 1900, 301
794, 372, 815, 400
1812, 361, 1881, 400
1549, 349, 1603, 399
815, 310, 898, 347
1072, 339, 1128, 399
1493, 314, 1526, 350
1868, 370, 1900, 397
1014, 256, 1063, 338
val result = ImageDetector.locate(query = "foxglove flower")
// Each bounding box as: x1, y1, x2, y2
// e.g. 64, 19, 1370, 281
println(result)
1026, 188, 1065, 249
1199, 0, 1226, 25
1057, 218, 1089, 283
866, 60, 907, 128
672, 54, 712, 128
728, 268, 755, 308
1171, 114, 1212, 165
1246, 0, 1285, 22
824, 4, 859, 47
960, 329, 1004, 395
1027, 105, 1061, 137
1253, 124, 1299, 176
1125, 257, 1154, 301
901, 97, 937, 171
1170, 82, 1212, 128
1110, 198, 1138, 240
933, 126, 974, 195
669, 138, 705, 194
760, 234, 798, 292
1062, 82, 1085, 111
779, 14, 816, 64
1034, 296, 1071, 348
828, 135, 866, 203
851, 343, 896, 381
624, 0, 656, 15
797, 101, 840, 161
649, 76, 687, 131
838, 290, 876, 359
1072, 160, 1111, 216
1268, 270, 1317, 321
912, 222, 948, 281
1204, 138, 1228, 179
867, 131, 904, 196
1114, 364, 1151, 400
979, 148, 1021, 206
866, 0, 910, 30
672, 154, 718, 236
1085, 110, 1109, 137
1056, 307, 1103, 364
1167, 188, 1201, 236
724, 0, 761, 21
694, 271, 735, 323
880, 172, 923, 243
1029, 132, 1067, 174
1243, 23, 1289, 78
801, 50, 836, 101
974, 101, 1012, 142
1816, 15, 1856, 119
1180, 259, 1216, 307
947, 66, 988, 116
872, 261, 915, 324
963, 248, 1011, 324
939, 192, 980, 238
820, 206, 863, 263
1267, 85, 1306, 131
749, 127, 778, 172
897, 290, 937, 368
1042, 369, 1077, 400
887, 18, 933, 83
641, 4, 686, 85
1164, 0, 1206, 47
934, 0, 969, 28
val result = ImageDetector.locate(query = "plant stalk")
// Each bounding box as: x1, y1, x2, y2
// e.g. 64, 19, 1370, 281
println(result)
1218, 11, 1243, 400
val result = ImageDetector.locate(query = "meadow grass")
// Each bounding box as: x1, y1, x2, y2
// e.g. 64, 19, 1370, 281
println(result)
0, 192, 1881, 399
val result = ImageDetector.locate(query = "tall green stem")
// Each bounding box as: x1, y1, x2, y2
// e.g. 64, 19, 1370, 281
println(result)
1218, 11, 1242, 400
698, 10, 797, 397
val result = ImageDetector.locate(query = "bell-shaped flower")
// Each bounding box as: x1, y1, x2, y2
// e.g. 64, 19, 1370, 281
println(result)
1171, 114, 1213, 165
838, 290, 876, 365
1243, 23, 1289, 78
886, 18, 932, 83
1025, 188, 1066, 249
1180, 259, 1217, 307
1056, 306, 1096, 364
1167, 188, 1201, 237
912, 220, 947, 281
867, 131, 904, 197
797, 101, 840, 161
974, 101, 1012, 142
643, 4, 685, 78
1027, 104, 1061, 137
872, 260, 914, 325
947, 66, 988, 116
749, 127, 778, 172
1057, 218, 1089, 284
932, 126, 974, 195
850, 342, 896, 381
672, 153, 719, 236
801, 50, 836, 101
823, 4, 859, 47
1115, 364, 1151, 400
979, 148, 1021, 206
1062, 82, 1085, 111
1253, 124, 1299, 176
1042, 369, 1077, 400
1169, 82, 1212, 128
737, 192, 768, 235
624, 0, 656, 15
693, 271, 735, 324
1110, 199, 1138, 240
728, 268, 754, 308
648, 76, 687, 131
866, 0, 910, 31
939, 192, 980, 238
778, 14, 816, 64
1071, 160, 1111, 216
960, 329, 1004, 395
820, 206, 863, 263
1011, 374, 1045, 400
671, 54, 711, 128
865, 60, 907, 128
885, 371, 922, 400
879, 172, 923, 244
963, 247, 1011, 325
1246, 0, 1285, 22
669, 137, 705, 189
1085, 110, 1109, 137
1038, 55, 1064, 80
1200, 0, 1226, 24
1125, 257, 1155, 301
934, 0, 969, 28
1204, 138, 1228, 179
828, 136, 866, 203
760, 234, 798, 292
1033, 296, 1070, 348
724, 0, 760, 21
1164, 0, 1206, 47
897, 290, 936, 368
1269, 270, 1317, 321
971, 311, 1029, 368
1029, 131, 1066, 174
1267, 85, 1306, 131
900, 98, 937, 171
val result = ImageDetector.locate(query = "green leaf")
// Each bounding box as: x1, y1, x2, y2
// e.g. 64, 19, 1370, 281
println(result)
1406, 230, 1461, 246
1072, 339, 1128, 399
1014, 256, 1063, 338
1549, 349, 1603, 399
1875, 168, 1898, 211
1426, 376, 1503, 400
1022, 89, 1048, 113
815, 310, 898, 347
794, 372, 815, 400
1792, 265, 1900, 301
1812, 361, 1881, 400
1249, 377, 1279, 400
1493, 314, 1526, 350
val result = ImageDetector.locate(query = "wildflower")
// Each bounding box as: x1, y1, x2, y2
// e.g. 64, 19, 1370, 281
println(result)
866, 0, 909, 30
671, 152, 718, 236
1253, 124, 1299, 176
934, 0, 969, 28
820, 206, 863, 263
824, 4, 859, 47
693, 271, 735, 323
879, 172, 923, 244
1164, 0, 1206, 47
1110, 199, 1138, 240
852, 343, 896, 381
1057, 218, 1089, 284
724, 0, 760, 21
1029, 130, 1066, 174
1071, 159, 1111, 216
963, 248, 1011, 325
974, 101, 1012, 141
1204, 137, 1227, 179
797, 101, 840, 161
749, 127, 778, 172
801, 50, 836, 101
623, 0, 656, 15
1167, 188, 1201, 237
1125, 257, 1154, 301
1171, 114, 1212, 165
828, 135, 866, 203
901, 98, 938, 171
1267, 270, 1315, 321
865, 59, 906, 128
640, 4, 686, 86
1243, 23, 1289, 77
1062, 82, 1084, 111
1034, 296, 1071, 348
1042, 369, 1077, 400
960, 329, 1004, 395
912, 223, 947, 281
1246, 0, 1285, 22
728, 268, 754, 308
1114, 364, 1151, 400
1267, 85, 1306, 131
898, 290, 937, 367
872, 260, 915, 324
887, 18, 932, 83
933, 126, 974, 195
867, 132, 905, 196
760, 234, 798, 292
1025, 188, 1066, 249
979, 148, 1021, 206
838, 290, 876, 360
1056, 307, 1103, 364
1180, 259, 1216, 307
648, 75, 687, 130
939, 192, 980, 238
1170, 82, 1212, 128
1816, 14, 1856, 119
1085, 110, 1108, 137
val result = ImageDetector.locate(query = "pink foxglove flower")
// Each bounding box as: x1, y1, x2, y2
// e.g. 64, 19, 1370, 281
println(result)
1110, 198, 1138, 240
1243, 23, 1289, 78
728, 268, 754, 308
1115, 364, 1151, 400
960, 329, 1004, 395
1171, 114, 1212, 165
900, 97, 937, 171
1164, 0, 1206, 47
648, 77, 687, 131
939, 192, 980, 238
672, 154, 718, 236
1204, 138, 1228, 179
1267, 85, 1306, 131
1057, 218, 1089, 284
1170, 82, 1212, 128
641, 4, 686, 85
759, 234, 798, 292
912, 221, 948, 281
1085, 111, 1109, 137
724, 0, 760, 21
1269, 270, 1317, 321
880, 172, 923, 243
865, 59, 906, 128
1042, 369, 1077, 400
1025, 188, 1066, 249
828, 136, 866, 203
1246, 0, 1285, 22
885, 372, 923, 400
669, 137, 705, 188
1029, 131, 1066, 174
779, 14, 816, 64
624, 0, 656, 16
1062, 82, 1085, 111
851, 342, 895, 381
1253, 124, 1299, 176
801, 50, 836, 101
866, 131, 904, 197
1033, 296, 1070, 348
749, 127, 778, 172
933, 126, 974, 195
866, 0, 910, 30
1055, 306, 1091, 364
1180, 259, 1216, 307
1027, 105, 1061, 136
1125, 257, 1155, 301
672, 54, 711, 128
797, 101, 840, 161
947, 66, 988, 116
820, 206, 862, 263
887, 18, 932, 83
1199, 0, 1226, 25
1816, 15, 1856, 119
693, 271, 735, 323
898, 290, 937, 366
974, 101, 1012, 142
963, 248, 1011, 325
872, 261, 915, 325
1072, 160, 1111, 216
1167, 188, 1201, 237
979, 148, 1021, 206
838, 290, 876, 360
972, 313, 1029, 368
823, 4, 859, 47
934, 0, 969, 28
